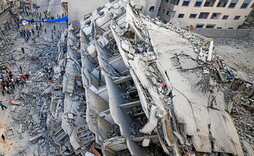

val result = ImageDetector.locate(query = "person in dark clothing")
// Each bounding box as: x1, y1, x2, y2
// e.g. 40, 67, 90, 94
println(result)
0, 101, 7, 110
19, 66, 23, 73
24, 73, 29, 80
21, 47, 25, 54
8, 70, 13, 79
1, 134, 5, 142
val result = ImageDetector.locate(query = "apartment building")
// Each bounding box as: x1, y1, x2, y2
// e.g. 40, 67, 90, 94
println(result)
158, 0, 254, 29
133, 0, 162, 18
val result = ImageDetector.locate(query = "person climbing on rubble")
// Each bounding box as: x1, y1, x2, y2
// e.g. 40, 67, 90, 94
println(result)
21, 47, 25, 54
9, 79, 15, 93
0, 101, 7, 110
1, 134, 6, 143
1, 80, 10, 96
8, 70, 13, 79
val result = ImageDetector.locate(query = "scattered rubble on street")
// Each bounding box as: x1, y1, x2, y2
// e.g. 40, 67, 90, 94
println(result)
1, 0, 254, 156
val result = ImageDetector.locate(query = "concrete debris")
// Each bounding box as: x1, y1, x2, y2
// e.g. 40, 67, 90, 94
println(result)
2, 0, 253, 156
65, 1, 254, 156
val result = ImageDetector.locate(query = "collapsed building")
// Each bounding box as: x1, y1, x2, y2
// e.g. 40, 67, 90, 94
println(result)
47, 0, 254, 155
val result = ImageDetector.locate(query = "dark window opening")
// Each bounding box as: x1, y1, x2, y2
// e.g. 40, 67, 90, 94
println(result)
228, 0, 238, 8
199, 12, 209, 19
234, 15, 241, 20
178, 14, 185, 18
189, 14, 197, 18
206, 24, 216, 28
217, 0, 228, 7
204, 0, 216, 7
222, 15, 229, 19
195, 1, 202, 7
196, 24, 204, 28
211, 13, 221, 19
182, 0, 190, 6
217, 27, 222, 29
149, 6, 155, 12
228, 27, 234, 29
166, 11, 170, 15
170, 0, 180, 5
240, 0, 251, 8
165, 0, 169, 2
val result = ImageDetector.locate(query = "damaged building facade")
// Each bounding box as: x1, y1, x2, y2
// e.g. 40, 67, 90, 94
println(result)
47, 0, 254, 155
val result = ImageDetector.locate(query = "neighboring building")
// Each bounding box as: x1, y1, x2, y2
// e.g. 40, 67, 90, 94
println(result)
158, 0, 254, 29
132, 0, 162, 18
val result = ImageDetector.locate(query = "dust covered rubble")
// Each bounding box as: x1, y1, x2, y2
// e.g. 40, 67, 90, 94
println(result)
0, 30, 64, 156
46, 22, 94, 155
71, 1, 254, 156
31, 1, 254, 156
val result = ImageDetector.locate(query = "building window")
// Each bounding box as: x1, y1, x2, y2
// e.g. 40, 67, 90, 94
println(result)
204, 0, 216, 7
165, 0, 169, 2
240, 0, 251, 8
189, 14, 197, 18
228, 0, 238, 8
182, 0, 190, 6
228, 27, 234, 29
149, 6, 155, 12
198, 12, 209, 19
217, 27, 222, 29
211, 13, 222, 19
166, 11, 170, 15
206, 24, 216, 28
178, 14, 185, 18
217, 0, 228, 7
196, 24, 204, 28
195, 0, 203, 7
170, 0, 180, 5
222, 15, 229, 19
234, 16, 241, 20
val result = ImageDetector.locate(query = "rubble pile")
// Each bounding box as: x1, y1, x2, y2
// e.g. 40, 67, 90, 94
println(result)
2, 1, 253, 156
73, 1, 254, 155
0, 25, 64, 155
47, 21, 95, 155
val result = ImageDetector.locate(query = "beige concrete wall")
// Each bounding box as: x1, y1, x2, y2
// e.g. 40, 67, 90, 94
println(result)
158, 0, 253, 29
67, 0, 108, 22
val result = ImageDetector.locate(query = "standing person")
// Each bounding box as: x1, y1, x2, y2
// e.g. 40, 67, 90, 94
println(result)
19, 66, 23, 73
21, 47, 25, 54
0, 101, 7, 110
8, 70, 13, 79
1, 134, 5, 143
44, 28, 47, 34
